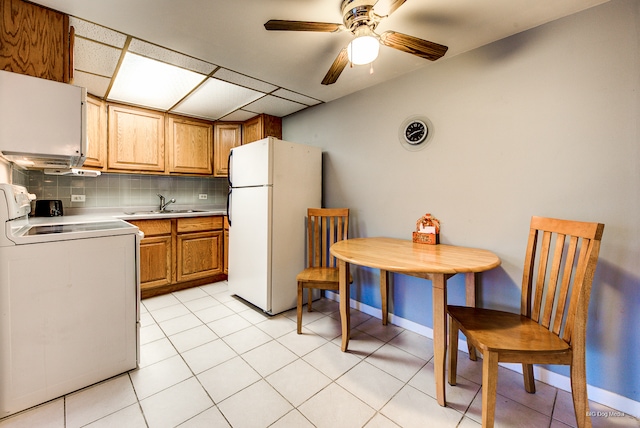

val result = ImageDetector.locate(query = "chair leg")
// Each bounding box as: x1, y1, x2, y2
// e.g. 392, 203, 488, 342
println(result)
297, 282, 303, 334
522, 363, 536, 393
307, 288, 313, 312
571, 359, 593, 428
448, 316, 459, 386
482, 351, 499, 428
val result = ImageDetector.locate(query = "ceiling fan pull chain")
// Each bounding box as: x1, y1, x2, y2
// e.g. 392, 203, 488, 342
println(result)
369, 63, 374, 74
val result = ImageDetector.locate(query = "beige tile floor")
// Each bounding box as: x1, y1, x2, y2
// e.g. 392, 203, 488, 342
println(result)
1, 281, 637, 428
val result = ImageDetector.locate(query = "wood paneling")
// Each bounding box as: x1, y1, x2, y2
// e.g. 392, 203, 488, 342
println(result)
0, 0, 69, 82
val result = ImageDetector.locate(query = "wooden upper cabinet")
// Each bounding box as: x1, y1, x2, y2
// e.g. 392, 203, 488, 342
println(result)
167, 115, 213, 175
108, 104, 165, 172
0, 0, 70, 82
213, 122, 242, 177
83, 95, 107, 169
243, 114, 282, 145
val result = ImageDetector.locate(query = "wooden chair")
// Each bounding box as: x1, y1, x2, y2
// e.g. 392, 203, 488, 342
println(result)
448, 216, 604, 428
296, 208, 350, 334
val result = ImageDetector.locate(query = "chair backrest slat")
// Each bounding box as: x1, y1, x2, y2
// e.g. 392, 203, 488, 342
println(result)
520, 216, 604, 345
551, 235, 579, 335
540, 233, 566, 328
306, 208, 350, 269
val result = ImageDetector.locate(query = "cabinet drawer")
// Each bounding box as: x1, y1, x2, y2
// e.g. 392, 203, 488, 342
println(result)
177, 216, 223, 233
128, 219, 172, 236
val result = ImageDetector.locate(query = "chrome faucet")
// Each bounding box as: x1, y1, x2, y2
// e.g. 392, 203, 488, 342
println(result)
157, 193, 176, 211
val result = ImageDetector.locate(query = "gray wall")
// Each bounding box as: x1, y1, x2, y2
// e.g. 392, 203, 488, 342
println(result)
284, 0, 639, 411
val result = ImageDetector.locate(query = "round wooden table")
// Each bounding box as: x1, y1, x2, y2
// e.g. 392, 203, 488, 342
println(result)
330, 237, 501, 406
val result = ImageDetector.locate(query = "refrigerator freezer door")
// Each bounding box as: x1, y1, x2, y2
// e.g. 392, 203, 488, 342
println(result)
228, 186, 272, 312
230, 138, 273, 187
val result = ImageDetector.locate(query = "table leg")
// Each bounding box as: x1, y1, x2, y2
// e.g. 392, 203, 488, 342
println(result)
380, 269, 389, 325
339, 260, 351, 352
432, 274, 447, 406
465, 272, 478, 361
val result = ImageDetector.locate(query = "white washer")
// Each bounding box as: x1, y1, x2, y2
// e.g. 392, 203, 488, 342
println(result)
0, 184, 141, 418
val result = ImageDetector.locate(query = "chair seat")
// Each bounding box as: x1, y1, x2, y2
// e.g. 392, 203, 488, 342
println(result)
297, 267, 340, 285
448, 305, 571, 354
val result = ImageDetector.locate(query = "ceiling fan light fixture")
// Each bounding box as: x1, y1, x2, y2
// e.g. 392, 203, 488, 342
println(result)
347, 34, 379, 65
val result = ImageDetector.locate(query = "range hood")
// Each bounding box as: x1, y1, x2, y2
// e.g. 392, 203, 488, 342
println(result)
0, 70, 87, 169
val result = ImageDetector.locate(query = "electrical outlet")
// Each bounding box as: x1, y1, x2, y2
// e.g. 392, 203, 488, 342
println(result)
199, 194, 208, 200
71, 195, 85, 202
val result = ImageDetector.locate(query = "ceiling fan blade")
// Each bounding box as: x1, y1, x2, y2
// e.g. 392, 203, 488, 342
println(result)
264, 20, 342, 32
379, 31, 448, 61
373, 0, 407, 17
321, 47, 349, 85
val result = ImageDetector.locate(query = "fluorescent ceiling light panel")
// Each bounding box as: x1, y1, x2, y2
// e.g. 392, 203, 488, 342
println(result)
244, 95, 306, 117
173, 78, 264, 120
212, 68, 278, 93
128, 39, 217, 75
108, 53, 205, 110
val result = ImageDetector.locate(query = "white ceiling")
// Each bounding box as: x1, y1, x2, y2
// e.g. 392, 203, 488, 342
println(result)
30, 0, 610, 120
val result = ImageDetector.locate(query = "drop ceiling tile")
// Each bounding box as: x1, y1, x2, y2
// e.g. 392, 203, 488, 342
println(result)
244, 95, 306, 117
72, 70, 111, 98
271, 89, 321, 107
172, 78, 265, 121
128, 39, 217, 75
70, 17, 127, 48
108, 53, 206, 111
219, 110, 259, 122
212, 69, 278, 94
74, 38, 122, 77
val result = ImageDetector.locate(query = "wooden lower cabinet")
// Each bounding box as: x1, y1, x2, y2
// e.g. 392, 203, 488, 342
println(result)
139, 236, 172, 288
130, 216, 226, 298
176, 217, 223, 282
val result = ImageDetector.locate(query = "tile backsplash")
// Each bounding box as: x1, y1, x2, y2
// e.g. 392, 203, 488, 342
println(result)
17, 170, 228, 209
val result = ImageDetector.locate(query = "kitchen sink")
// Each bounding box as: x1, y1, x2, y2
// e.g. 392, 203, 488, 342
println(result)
123, 209, 210, 215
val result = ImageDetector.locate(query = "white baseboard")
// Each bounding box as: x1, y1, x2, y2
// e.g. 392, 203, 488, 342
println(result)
324, 291, 640, 418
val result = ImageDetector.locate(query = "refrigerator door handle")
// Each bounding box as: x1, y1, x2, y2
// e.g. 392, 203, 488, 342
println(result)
227, 149, 233, 189
226, 187, 232, 227
227, 149, 233, 226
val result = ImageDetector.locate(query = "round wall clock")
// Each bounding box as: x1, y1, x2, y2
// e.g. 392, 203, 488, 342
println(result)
398, 116, 434, 151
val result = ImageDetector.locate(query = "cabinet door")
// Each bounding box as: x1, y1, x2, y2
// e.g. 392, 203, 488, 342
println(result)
129, 219, 173, 290
168, 116, 213, 174
108, 104, 165, 172
243, 115, 262, 146
213, 123, 242, 177
139, 236, 172, 290
243, 114, 283, 145
83, 95, 107, 169
0, 0, 70, 82
176, 231, 223, 282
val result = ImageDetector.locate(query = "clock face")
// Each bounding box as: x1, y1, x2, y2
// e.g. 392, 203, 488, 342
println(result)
404, 120, 428, 145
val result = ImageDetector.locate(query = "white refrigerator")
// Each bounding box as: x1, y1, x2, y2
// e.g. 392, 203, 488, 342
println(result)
227, 137, 322, 314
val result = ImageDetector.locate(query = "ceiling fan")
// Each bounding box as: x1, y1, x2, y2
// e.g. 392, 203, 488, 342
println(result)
264, 0, 448, 85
